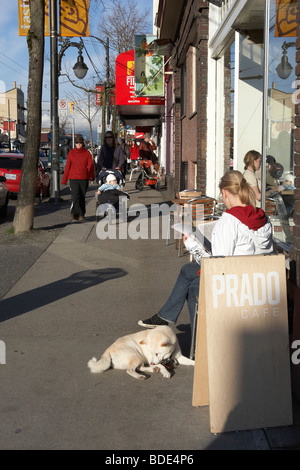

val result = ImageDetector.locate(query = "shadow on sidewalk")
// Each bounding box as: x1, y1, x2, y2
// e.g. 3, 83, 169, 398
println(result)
0, 268, 127, 322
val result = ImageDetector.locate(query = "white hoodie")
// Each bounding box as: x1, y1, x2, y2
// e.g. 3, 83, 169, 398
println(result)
184, 207, 273, 264
211, 212, 273, 256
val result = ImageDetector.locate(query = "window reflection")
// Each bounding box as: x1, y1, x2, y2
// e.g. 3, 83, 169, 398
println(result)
266, 0, 296, 245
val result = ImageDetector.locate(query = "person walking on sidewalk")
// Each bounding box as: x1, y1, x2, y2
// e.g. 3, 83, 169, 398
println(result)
138, 170, 273, 329
61, 134, 95, 221
139, 133, 157, 163
129, 139, 139, 161
97, 131, 116, 173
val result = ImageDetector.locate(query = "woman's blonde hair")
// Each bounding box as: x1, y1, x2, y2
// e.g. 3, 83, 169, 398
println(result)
219, 170, 256, 208
244, 150, 261, 170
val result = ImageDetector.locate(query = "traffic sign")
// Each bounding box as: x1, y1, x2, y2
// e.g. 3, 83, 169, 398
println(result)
59, 99, 67, 109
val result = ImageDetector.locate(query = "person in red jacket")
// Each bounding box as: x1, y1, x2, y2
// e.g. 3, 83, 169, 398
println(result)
61, 134, 95, 221
129, 139, 139, 161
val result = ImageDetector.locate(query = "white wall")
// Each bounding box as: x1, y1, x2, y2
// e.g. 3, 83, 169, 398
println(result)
207, 3, 225, 199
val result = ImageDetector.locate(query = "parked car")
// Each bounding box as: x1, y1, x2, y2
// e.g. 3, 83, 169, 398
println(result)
0, 153, 51, 198
0, 175, 9, 217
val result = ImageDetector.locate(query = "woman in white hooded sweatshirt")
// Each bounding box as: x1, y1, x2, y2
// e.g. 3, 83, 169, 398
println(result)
138, 170, 273, 328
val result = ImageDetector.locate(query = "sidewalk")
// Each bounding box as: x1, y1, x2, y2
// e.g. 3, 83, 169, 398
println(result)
0, 178, 300, 450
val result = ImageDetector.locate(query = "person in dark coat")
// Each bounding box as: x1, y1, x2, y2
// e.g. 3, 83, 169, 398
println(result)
113, 141, 126, 177
59, 138, 71, 160
97, 131, 116, 172
139, 133, 157, 163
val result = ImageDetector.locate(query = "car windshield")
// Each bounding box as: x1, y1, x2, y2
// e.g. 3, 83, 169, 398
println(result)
0, 156, 23, 170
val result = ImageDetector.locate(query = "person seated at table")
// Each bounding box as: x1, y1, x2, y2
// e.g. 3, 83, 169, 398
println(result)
264, 155, 282, 191
138, 170, 273, 329
266, 160, 284, 193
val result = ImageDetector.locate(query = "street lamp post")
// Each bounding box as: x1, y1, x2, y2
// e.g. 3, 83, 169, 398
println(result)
49, 0, 88, 203
49, 0, 60, 203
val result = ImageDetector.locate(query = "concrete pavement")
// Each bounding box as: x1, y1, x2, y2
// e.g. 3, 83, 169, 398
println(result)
0, 177, 300, 451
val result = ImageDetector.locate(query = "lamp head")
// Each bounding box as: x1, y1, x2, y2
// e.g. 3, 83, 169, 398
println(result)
276, 50, 293, 80
73, 51, 88, 79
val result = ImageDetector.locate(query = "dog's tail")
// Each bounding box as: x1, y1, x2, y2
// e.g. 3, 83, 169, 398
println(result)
87, 351, 111, 374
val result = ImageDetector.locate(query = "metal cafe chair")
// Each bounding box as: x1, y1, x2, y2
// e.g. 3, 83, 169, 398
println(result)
166, 189, 201, 246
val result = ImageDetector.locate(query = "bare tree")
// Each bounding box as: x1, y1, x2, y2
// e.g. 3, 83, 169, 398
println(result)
13, 0, 44, 234
97, 0, 151, 55
66, 89, 101, 156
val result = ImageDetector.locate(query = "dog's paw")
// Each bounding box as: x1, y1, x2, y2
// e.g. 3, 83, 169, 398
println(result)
152, 366, 160, 373
161, 370, 171, 379
138, 375, 147, 380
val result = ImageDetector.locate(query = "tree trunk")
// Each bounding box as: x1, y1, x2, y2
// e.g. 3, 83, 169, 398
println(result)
13, 0, 45, 234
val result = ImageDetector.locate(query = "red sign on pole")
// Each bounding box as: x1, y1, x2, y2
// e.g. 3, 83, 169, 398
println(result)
95, 84, 103, 106
3, 121, 16, 132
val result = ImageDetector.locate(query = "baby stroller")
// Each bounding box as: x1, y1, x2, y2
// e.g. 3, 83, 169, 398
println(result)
135, 159, 163, 191
96, 170, 129, 223
97, 169, 125, 189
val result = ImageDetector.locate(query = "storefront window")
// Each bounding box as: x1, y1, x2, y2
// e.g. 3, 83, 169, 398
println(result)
236, 32, 264, 172
265, 0, 296, 245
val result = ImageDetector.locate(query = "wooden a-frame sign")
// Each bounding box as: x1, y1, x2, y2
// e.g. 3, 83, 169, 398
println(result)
192, 254, 293, 433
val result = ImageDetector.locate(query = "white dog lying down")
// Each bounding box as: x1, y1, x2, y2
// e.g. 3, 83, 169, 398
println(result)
87, 326, 194, 380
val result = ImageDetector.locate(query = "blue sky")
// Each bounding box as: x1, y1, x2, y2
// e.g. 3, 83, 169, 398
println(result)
0, 0, 153, 132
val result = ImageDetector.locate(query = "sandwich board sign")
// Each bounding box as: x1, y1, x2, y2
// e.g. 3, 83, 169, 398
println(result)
192, 254, 293, 433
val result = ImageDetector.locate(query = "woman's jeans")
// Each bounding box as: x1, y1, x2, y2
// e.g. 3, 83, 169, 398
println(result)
158, 262, 200, 325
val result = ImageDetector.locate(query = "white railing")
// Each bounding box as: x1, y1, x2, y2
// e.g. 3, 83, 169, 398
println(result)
220, 0, 236, 22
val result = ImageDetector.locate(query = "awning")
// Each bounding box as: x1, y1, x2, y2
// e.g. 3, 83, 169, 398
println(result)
117, 104, 164, 127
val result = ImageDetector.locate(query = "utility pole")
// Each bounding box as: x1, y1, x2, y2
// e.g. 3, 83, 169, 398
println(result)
7, 99, 11, 151
101, 85, 106, 145
89, 36, 110, 136
70, 102, 75, 147
106, 37, 110, 129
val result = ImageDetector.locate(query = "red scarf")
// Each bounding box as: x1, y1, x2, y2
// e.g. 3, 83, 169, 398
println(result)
226, 205, 266, 231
